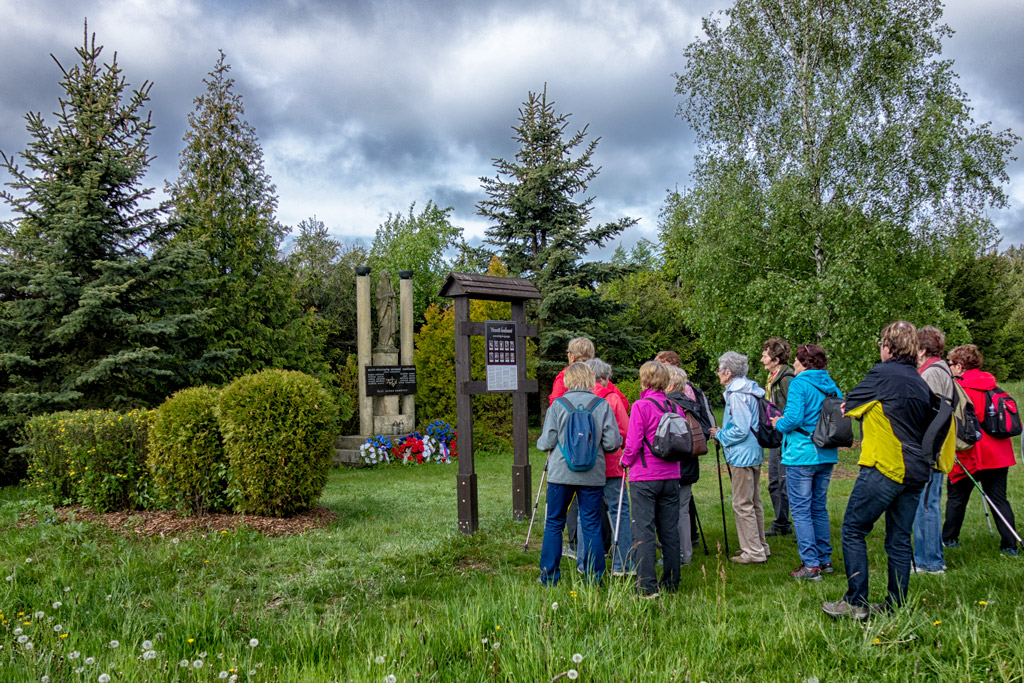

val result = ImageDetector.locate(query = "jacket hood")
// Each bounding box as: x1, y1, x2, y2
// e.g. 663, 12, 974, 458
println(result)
724, 376, 764, 398
959, 367, 997, 391
797, 369, 840, 395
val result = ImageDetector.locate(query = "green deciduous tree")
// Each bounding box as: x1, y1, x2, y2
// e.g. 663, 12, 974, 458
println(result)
168, 52, 325, 383
0, 28, 208, 481
478, 87, 640, 385
369, 201, 462, 324
669, 0, 1018, 387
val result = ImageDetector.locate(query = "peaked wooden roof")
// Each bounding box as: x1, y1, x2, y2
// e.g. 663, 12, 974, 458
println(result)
438, 272, 541, 301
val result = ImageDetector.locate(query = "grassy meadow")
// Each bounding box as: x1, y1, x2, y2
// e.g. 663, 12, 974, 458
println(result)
2, 389, 1024, 681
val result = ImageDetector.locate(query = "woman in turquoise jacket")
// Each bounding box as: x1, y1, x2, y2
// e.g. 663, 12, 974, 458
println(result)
771, 344, 842, 581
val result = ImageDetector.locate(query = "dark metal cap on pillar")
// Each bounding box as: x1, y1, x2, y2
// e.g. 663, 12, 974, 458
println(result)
398, 270, 413, 279
355, 266, 371, 276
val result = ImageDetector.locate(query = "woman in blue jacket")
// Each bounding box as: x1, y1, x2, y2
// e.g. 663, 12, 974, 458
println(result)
770, 344, 842, 581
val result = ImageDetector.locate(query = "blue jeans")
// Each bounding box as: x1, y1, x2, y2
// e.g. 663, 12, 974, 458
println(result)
577, 476, 633, 574
540, 483, 605, 585
786, 463, 834, 568
840, 466, 925, 608
912, 470, 946, 571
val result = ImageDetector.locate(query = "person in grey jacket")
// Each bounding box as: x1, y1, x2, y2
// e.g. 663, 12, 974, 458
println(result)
537, 362, 621, 585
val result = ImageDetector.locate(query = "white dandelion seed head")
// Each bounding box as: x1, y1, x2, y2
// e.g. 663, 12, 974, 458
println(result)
248, 638, 259, 648
481, 637, 488, 644
54, 624, 63, 632
24, 641, 34, 651
551, 602, 559, 611
219, 672, 229, 680
385, 675, 397, 683
199, 651, 207, 658
171, 537, 180, 545
142, 640, 153, 650
69, 651, 80, 660
108, 640, 119, 649
493, 642, 501, 650
572, 653, 583, 664
217, 653, 224, 659
230, 676, 238, 683
34, 611, 45, 619
5, 575, 12, 581
25, 557, 32, 563
143, 650, 157, 660
99, 674, 111, 683
17, 635, 28, 644
805, 677, 820, 683
53, 601, 62, 609
567, 670, 579, 680
193, 659, 204, 669
179, 660, 189, 668
75, 668, 84, 675
249, 671, 256, 676
64, 586, 71, 592
42, 676, 50, 683
85, 657, 96, 665
13, 628, 22, 636
375, 655, 385, 664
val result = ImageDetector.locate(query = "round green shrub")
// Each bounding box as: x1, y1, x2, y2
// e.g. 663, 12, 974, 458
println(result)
218, 370, 338, 517
148, 386, 232, 515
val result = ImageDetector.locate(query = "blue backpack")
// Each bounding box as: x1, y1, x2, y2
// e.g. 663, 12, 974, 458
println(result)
556, 396, 604, 472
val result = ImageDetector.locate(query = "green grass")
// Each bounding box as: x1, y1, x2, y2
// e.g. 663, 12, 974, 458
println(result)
2, 432, 1023, 681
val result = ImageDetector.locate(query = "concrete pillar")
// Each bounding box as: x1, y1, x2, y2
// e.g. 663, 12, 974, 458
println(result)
356, 266, 373, 436
399, 270, 415, 427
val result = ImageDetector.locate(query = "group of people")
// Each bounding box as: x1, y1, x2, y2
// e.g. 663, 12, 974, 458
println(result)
535, 322, 1021, 615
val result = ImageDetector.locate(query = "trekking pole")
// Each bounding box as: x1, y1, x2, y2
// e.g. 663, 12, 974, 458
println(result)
954, 457, 1023, 546
611, 468, 628, 570
714, 439, 730, 557
693, 502, 710, 556
523, 454, 549, 552
955, 456, 995, 535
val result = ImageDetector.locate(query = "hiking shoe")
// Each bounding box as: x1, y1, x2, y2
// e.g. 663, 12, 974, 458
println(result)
729, 555, 766, 565
869, 603, 889, 616
790, 565, 823, 581
911, 565, 946, 575
640, 591, 660, 600
821, 600, 868, 621
943, 540, 959, 548
820, 562, 835, 574
1001, 547, 1020, 557
766, 527, 792, 537
563, 546, 577, 559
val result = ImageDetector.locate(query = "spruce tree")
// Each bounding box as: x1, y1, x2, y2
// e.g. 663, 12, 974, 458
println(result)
478, 87, 639, 384
0, 28, 207, 479
168, 52, 325, 383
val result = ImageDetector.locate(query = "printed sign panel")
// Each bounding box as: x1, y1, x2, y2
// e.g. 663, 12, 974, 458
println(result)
485, 321, 518, 391
365, 365, 417, 396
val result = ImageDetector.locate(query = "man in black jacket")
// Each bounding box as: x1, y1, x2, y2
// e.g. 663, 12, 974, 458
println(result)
762, 337, 795, 536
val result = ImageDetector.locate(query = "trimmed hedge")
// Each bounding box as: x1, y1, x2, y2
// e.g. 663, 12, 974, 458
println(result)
218, 370, 337, 517
23, 410, 153, 511
148, 386, 234, 515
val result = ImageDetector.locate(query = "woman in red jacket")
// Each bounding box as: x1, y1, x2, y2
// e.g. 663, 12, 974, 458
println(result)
943, 344, 1020, 555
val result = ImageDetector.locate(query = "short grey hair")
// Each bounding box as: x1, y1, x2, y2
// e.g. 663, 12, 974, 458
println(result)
718, 351, 749, 378
666, 366, 688, 393
586, 357, 612, 381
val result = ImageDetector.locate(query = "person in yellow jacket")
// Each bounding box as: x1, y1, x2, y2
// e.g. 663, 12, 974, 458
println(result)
822, 321, 955, 620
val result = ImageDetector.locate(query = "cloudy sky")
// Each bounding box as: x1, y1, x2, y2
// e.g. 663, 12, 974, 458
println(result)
1, 0, 1022, 254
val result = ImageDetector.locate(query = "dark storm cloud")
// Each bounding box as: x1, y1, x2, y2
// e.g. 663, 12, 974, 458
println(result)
1, 0, 1020, 248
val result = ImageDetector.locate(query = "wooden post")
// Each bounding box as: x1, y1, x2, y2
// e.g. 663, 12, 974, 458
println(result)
511, 300, 530, 520
454, 296, 478, 534
356, 267, 373, 436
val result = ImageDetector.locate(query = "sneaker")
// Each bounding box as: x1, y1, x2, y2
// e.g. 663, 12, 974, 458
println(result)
641, 591, 660, 600
943, 540, 959, 548
563, 546, 577, 559
1001, 547, 1020, 557
820, 562, 835, 575
821, 599, 868, 621
729, 555, 766, 565
790, 565, 823, 581
911, 565, 946, 575
766, 527, 792, 537
869, 602, 889, 616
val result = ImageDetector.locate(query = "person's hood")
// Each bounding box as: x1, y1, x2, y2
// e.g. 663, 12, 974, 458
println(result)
796, 369, 841, 395
724, 375, 764, 398
959, 367, 997, 391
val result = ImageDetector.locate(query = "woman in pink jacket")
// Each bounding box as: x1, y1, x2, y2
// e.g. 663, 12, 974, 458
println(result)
621, 361, 682, 597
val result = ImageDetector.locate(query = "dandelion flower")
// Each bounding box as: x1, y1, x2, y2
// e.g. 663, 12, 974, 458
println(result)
933, 621, 942, 626
60, 633, 68, 639
109, 640, 119, 649
572, 653, 583, 664
375, 655, 386, 664
570, 590, 577, 598
568, 670, 579, 680
872, 638, 880, 644
978, 600, 988, 605
142, 640, 153, 650
188, 638, 195, 643
53, 601, 62, 609
249, 638, 259, 648
193, 659, 204, 668
99, 675, 111, 683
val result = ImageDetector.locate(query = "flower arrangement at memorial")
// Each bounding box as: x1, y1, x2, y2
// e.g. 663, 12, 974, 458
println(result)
359, 435, 394, 466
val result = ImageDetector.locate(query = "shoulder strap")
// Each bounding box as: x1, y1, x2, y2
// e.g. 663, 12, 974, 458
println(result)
556, 397, 575, 412
644, 397, 667, 412
584, 396, 603, 413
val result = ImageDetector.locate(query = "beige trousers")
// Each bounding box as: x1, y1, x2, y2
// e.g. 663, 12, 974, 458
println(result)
731, 465, 770, 562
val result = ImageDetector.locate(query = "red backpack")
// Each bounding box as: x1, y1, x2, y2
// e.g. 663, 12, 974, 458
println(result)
980, 387, 1023, 440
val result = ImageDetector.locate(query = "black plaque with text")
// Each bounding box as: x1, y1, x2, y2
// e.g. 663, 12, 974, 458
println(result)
365, 365, 417, 396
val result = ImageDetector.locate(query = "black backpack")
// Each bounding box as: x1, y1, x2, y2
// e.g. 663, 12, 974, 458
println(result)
796, 386, 854, 449
750, 395, 783, 449
980, 387, 1022, 440
641, 398, 700, 464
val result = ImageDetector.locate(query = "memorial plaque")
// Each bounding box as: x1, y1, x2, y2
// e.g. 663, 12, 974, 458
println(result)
365, 365, 417, 396
485, 321, 518, 391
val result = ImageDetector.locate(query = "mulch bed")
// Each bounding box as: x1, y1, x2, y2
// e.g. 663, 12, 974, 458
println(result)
30, 505, 338, 538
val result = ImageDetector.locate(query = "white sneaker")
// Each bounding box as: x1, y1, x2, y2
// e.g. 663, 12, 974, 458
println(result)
911, 566, 946, 575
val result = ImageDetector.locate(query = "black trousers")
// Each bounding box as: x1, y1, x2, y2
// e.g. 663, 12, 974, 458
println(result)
943, 467, 1019, 551
630, 479, 681, 595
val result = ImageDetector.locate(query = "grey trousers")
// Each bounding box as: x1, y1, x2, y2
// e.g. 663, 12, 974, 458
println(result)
767, 447, 791, 532
677, 483, 693, 565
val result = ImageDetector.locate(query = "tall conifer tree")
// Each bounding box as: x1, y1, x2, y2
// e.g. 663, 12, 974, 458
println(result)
168, 53, 324, 383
